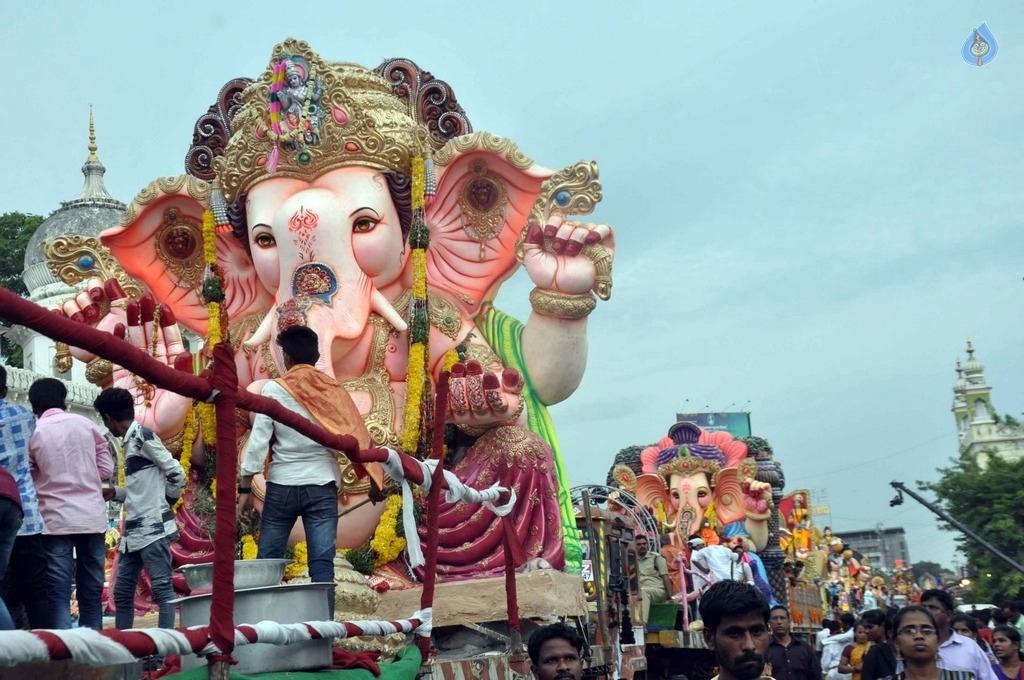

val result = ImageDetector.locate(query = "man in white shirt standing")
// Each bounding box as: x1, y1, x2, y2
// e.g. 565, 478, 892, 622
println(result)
815, 620, 834, 658
821, 613, 855, 680
917, 589, 998, 680
238, 326, 380, 610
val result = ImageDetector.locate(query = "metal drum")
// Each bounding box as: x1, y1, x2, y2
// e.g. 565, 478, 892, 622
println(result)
176, 582, 334, 673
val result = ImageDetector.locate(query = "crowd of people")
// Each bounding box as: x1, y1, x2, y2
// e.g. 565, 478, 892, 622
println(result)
0, 366, 183, 630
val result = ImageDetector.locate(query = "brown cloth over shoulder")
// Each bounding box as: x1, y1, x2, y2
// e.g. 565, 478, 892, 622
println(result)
274, 364, 385, 489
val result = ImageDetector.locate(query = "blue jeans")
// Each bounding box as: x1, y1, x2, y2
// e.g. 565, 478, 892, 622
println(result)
0, 498, 23, 630
114, 536, 175, 629
42, 533, 106, 629
258, 481, 337, 613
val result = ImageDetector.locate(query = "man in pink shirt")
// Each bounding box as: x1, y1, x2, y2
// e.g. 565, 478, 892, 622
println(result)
28, 378, 113, 629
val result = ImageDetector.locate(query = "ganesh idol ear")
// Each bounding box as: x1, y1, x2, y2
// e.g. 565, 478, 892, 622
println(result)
635, 473, 671, 517
422, 133, 553, 319
101, 176, 273, 336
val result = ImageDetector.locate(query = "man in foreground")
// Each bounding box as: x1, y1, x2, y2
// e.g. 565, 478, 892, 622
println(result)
699, 579, 773, 680
528, 621, 584, 680
765, 605, 821, 680
238, 325, 381, 612
28, 378, 112, 629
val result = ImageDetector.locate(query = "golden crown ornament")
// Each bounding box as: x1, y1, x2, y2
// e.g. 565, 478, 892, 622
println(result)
215, 39, 428, 201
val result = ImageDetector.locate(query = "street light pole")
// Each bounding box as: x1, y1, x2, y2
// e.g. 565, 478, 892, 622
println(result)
889, 481, 1024, 577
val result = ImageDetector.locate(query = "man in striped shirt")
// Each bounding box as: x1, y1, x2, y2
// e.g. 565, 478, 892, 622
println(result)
95, 387, 185, 630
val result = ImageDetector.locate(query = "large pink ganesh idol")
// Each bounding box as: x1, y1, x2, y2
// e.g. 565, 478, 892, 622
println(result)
56, 39, 614, 585
612, 422, 772, 552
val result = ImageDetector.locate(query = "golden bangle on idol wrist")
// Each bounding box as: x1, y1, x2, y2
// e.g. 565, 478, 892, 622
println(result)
528, 287, 597, 320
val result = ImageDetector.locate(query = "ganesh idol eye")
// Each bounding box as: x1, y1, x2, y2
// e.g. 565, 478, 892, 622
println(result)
697, 489, 709, 498
352, 215, 381, 233
252, 231, 276, 248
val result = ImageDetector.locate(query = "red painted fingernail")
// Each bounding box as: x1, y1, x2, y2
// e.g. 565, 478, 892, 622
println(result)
174, 353, 194, 373
502, 367, 523, 391
51, 308, 65, 316
450, 363, 466, 378
543, 224, 558, 239
482, 372, 500, 389
466, 360, 483, 376
104, 278, 126, 300
566, 240, 584, 256
159, 304, 176, 326
113, 323, 126, 339
126, 300, 141, 325
88, 287, 104, 303
525, 224, 544, 245
83, 304, 99, 321
551, 238, 567, 253
70, 312, 85, 324
585, 231, 602, 244
140, 294, 156, 323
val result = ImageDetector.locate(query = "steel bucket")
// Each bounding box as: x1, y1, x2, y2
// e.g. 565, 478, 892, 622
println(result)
176, 558, 290, 591
175, 582, 334, 673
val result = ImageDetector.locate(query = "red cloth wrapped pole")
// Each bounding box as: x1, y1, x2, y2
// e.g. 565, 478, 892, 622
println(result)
0, 288, 426, 482
207, 343, 238, 668
417, 370, 449, 659
500, 462, 522, 634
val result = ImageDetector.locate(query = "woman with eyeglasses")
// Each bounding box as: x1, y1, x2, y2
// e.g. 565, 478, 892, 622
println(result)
889, 605, 976, 680
990, 626, 1022, 680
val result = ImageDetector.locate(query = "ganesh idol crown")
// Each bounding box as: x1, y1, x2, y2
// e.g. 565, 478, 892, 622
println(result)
49, 37, 616, 591
215, 40, 430, 201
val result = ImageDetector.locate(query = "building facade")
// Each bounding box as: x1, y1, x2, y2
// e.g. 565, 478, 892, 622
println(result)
837, 526, 910, 573
952, 341, 1024, 465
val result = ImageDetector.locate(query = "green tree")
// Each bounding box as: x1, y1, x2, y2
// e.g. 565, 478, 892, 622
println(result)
920, 449, 1024, 602
0, 211, 43, 367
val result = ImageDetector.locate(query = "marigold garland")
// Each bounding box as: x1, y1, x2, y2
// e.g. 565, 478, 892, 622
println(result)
173, 405, 198, 512
400, 343, 426, 453
369, 495, 407, 567
443, 349, 460, 373
240, 534, 258, 560
398, 156, 432, 457
284, 541, 309, 581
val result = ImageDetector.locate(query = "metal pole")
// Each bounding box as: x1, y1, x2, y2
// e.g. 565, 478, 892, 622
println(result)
890, 481, 1024, 577
581, 490, 609, 650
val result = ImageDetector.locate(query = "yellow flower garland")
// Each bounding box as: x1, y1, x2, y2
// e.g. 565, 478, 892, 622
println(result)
284, 541, 309, 581
400, 343, 426, 453
398, 156, 430, 455
173, 407, 198, 512
241, 534, 258, 560
202, 210, 217, 265
369, 495, 407, 567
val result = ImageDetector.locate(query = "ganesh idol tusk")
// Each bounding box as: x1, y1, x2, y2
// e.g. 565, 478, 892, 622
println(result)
371, 287, 407, 332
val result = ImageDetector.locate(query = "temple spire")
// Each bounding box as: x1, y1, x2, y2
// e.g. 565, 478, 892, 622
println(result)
77, 107, 113, 201
87, 107, 99, 162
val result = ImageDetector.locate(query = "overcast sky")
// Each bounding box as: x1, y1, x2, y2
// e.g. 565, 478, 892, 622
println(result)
3, 1, 1022, 571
